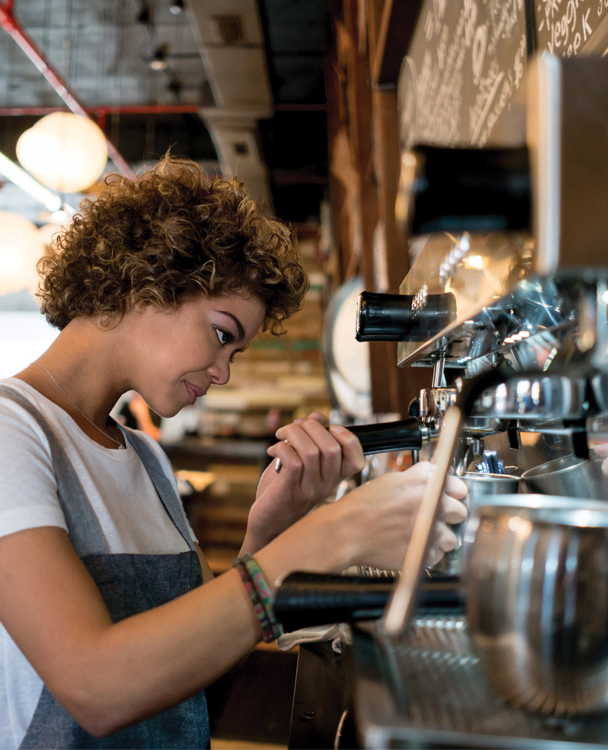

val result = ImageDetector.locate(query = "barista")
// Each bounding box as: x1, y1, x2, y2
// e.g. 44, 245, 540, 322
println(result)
0, 155, 467, 749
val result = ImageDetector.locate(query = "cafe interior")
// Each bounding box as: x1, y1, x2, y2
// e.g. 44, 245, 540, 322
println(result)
3, 0, 608, 748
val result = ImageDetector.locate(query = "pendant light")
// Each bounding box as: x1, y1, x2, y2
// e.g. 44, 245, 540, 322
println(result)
16, 112, 108, 194
0, 212, 45, 296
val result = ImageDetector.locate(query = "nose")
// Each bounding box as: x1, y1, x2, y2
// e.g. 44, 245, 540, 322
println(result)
208, 358, 230, 386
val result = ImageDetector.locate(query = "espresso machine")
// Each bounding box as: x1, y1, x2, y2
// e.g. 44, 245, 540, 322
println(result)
277, 52, 608, 748
351, 52, 608, 748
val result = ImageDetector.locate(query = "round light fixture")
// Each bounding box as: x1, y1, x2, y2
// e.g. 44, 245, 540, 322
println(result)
16, 112, 108, 193
0, 212, 45, 296
150, 45, 168, 71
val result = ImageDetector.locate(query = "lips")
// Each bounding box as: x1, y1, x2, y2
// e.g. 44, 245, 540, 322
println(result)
184, 381, 206, 405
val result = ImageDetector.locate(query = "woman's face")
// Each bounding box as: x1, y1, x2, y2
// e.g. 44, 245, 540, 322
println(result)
123, 291, 266, 418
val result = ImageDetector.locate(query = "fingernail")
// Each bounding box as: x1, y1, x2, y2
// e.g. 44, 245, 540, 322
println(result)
294, 418, 303, 424
275, 458, 283, 473
329, 424, 344, 434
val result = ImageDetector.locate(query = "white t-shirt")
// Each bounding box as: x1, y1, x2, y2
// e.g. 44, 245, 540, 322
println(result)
0, 377, 198, 749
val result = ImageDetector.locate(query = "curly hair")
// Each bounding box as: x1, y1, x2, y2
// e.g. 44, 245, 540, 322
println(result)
37, 155, 309, 334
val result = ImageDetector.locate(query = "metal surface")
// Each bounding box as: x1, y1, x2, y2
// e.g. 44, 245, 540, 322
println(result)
471, 374, 588, 421
466, 496, 608, 715
460, 472, 521, 542
352, 618, 608, 748
419, 386, 456, 424
395, 55, 608, 370
521, 455, 608, 500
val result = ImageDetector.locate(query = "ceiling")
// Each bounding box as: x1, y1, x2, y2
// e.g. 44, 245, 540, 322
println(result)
0, 0, 329, 223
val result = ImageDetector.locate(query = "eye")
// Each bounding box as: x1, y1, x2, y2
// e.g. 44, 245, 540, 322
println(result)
215, 327, 234, 346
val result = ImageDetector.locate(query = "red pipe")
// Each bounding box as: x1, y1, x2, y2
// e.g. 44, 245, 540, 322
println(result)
0, 105, 201, 116
0, 1, 134, 177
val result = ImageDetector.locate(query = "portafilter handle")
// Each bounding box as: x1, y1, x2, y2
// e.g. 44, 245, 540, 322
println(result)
348, 418, 429, 455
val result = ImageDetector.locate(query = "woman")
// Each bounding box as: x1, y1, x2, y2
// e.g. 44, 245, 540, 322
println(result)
0, 156, 467, 748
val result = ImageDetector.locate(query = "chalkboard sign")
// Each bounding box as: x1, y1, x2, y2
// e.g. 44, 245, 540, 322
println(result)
401, 0, 530, 148
400, 0, 608, 149
535, 0, 608, 55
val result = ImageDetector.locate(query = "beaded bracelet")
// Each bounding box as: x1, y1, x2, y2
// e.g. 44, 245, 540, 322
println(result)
240, 555, 283, 640
234, 564, 274, 641
233, 554, 283, 643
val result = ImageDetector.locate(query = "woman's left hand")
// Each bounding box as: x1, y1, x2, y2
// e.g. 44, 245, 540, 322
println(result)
241, 413, 364, 553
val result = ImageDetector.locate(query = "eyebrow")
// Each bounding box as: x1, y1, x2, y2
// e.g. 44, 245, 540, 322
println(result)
217, 310, 245, 341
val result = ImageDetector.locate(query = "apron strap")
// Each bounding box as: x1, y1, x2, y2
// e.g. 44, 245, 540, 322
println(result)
0, 385, 110, 557
118, 424, 196, 551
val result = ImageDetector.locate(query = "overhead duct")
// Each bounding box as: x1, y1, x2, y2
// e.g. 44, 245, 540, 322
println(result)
187, 0, 274, 210
0, 0, 133, 177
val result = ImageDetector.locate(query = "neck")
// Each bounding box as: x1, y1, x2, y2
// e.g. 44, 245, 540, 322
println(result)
15, 318, 131, 448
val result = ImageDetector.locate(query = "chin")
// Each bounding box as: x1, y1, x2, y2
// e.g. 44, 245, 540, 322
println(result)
156, 404, 182, 419
138, 394, 181, 421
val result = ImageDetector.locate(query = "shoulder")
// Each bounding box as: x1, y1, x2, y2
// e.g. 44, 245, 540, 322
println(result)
0, 380, 67, 538
0, 379, 51, 452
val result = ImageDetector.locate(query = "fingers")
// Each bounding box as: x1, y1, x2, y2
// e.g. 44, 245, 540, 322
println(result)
301, 411, 325, 425
594, 442, 608, 458
603, 456, 608, 477
401, 461, 468, 500
438, 494, 467, 524
271, 419, 342, 502
426, 522, 459, 567
273, 417, 364, 488
444, 474, 468, 500
266, 440, 304, 483
275, 419, 337, 486
328, 425, 365, 477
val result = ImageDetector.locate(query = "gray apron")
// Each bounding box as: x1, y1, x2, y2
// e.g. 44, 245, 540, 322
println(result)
0, 386, 210, 749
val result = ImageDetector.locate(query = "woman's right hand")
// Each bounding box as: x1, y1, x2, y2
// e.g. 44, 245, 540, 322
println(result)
338, 460, 468, 570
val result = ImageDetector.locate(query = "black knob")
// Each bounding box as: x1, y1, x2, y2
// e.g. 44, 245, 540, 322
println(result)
401, 145, 531, 235
356, 291, 456, 342
348, 418, 422, 454
356, 292, 413, 342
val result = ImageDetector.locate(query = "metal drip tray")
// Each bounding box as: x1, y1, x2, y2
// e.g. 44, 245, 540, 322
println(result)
351, 616, 608, 748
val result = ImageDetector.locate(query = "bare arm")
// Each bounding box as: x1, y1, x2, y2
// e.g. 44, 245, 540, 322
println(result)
0, 513, 338, 736
0, 464, 466, 738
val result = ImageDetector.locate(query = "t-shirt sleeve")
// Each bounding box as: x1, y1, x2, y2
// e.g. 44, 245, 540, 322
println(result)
138, 432, 199, 544
0, 396, 68, 540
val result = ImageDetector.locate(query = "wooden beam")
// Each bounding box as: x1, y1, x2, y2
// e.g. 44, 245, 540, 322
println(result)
368, 0, 430, 415
372, 0, 424, 87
